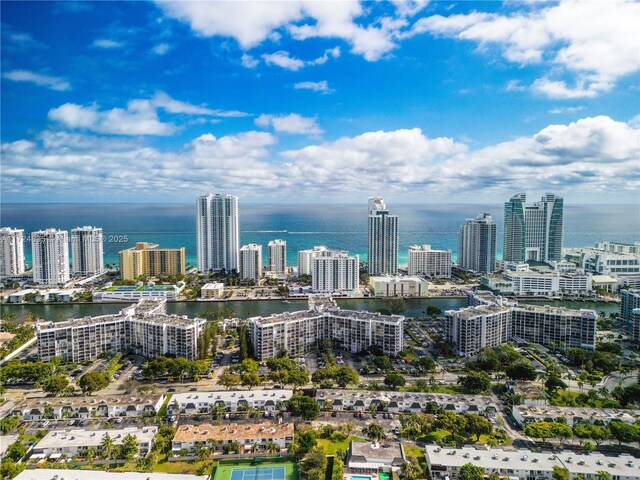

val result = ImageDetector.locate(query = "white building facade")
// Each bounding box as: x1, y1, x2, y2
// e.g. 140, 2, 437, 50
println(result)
298, 246, 329, 275
71, 226, 104, 276
31, 228, 70, 287
0, 227, 25, 276
268, 239, 286, 274
407, 245, 451, 278
196, 193, 239, 273
445, 292, 596, 356
249, 296, 404, 359
312, 251, 359, 293
239, 243, 262, 282
457, 213, 497, 273
367, 197, 398, 275
37, 299, 206, 362
369, 275, 428, 297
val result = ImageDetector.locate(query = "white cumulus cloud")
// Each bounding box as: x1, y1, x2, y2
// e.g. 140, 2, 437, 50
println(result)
294, 81, 333, 94
3, 70, 70, 91
256, 113, 323, 136
92, 38, 124, 49
409, 0, 640, 98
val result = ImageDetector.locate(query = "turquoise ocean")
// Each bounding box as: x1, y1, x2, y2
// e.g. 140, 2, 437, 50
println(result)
1, 203, 638, 268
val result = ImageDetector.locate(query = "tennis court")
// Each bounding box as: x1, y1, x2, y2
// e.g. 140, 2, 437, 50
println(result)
214, 458, 298, 480
230, 467, 286, 480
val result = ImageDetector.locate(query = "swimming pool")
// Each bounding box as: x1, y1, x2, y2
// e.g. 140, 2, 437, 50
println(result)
349, 476, 372, 480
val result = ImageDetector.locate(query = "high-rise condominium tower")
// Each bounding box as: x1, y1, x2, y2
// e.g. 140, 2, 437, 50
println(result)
196, 194, 239, 273
31, 228, 70, 286
71, 226, 104, 276
458, 213, 497, 273
367, 197, 398, 275
239, 244, 262, 283
503, 193, 564, 263
0, 227, 25, 276
268, 239, 286, 274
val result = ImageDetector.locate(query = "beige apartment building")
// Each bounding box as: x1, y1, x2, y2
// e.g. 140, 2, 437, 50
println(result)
119, 242, 185, 280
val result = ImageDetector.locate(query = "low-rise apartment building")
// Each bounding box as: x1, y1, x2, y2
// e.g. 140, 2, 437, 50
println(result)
14, 470, 209, 480
565, 246, 640, 276
167, 390, 293, 415
32, 426, 157, 458
92, 283, 184, 302
36, 299, 206, 362
171, 421, 294, 453
248, 295, 404, 359
426, 446, 640, 480
512, 404, 640, 427
201, 282, 225, 299
10, 394, 165, 420
369, 275, 428, 297
347, 441, 406, 474
315, 389, 497, 415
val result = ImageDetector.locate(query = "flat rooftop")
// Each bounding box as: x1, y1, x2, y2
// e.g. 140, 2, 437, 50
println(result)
173, 421, 294, 443
170, 390, 293, 405
515, 405, 640, 422
14, 469, 208, 480
350, 440, 403, 460
250, 307, 404, 326
425, 446, 640, 478
12, 394, 164, 412
35, 426, 157, 450
316, 389, 496, 408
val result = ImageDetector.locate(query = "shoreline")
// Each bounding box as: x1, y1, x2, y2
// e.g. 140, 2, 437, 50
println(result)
1, 294, 469, 307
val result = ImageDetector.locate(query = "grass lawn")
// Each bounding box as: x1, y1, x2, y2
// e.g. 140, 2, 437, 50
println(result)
403, 444, 425, 460
214, 458, 298, 480
157, 393, 173, 419
317, 435, 363, 455
402, 384, 463, 394
151, 459, 214, 475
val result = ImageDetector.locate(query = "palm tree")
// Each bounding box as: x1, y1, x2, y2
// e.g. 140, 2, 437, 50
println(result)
362, 423, 385, 442
265, 441, 279, 454
100, 433, 115, 460
197, 446, 210, 461
401, 461, 421, 480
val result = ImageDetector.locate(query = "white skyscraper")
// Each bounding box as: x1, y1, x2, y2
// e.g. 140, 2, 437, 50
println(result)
0, 227, 25, 276
312, 251, 359, 293
71, 226, 104, 276
239, 244, 262, 283
196, 194, 239, 273
268, 239, 286, 274
298, 246, 329, 276
458, 213, 497, 273
31, 228, 70, 286
367, 197, 398, 275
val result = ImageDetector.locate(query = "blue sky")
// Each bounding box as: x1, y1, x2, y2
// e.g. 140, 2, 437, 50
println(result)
1, 0, 639, 204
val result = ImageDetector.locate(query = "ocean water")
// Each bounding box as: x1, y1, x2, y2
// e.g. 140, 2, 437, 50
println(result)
1, 203, 638, 267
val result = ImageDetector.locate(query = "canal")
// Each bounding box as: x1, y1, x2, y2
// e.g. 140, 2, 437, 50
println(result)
1, 296, 620, 322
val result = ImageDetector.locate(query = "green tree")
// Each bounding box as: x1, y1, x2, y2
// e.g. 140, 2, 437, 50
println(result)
291, 426, 318, 457
0, 416, 20, 434
384, 372, 406, 389
464, 414, 493, 441
609, 421, 639, 445
400, 461, 421, 480
100, 432, 115, 459
5, 440, 27, 461
43, 373, 70, 396
288, 396, 320, 421
552, 466, 570, 480
458, 371, 491, 393
334, 366, 359, 388
459, 462, 484, 480
218, 370, 241, 389
79, 371, 109, 394
505, 360, 538, 381
362, 422, 386, 442
121, 433, 139, 461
